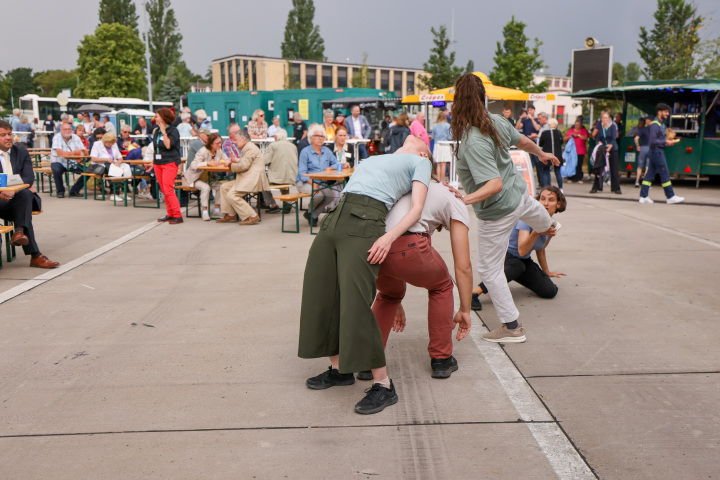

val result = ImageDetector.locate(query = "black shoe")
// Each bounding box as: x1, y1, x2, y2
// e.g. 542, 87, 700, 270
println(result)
356, 370, 373, 381
169, 217, 183, 224
303, 211, 311, 225
282, 204, 293, 214
306, 366, 355, 390
69, 191, 83, 198
158, 216, 171, 222
431, 356, 458, 379
589, 189, 598, 194
57, 193, 65, 198
266, 206, 281, 214
354, 381, 398, 415
614, 190, 622, 195
471, 293, 483, 311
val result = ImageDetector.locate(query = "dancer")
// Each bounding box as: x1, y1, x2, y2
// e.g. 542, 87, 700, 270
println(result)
449, 73, 558, 343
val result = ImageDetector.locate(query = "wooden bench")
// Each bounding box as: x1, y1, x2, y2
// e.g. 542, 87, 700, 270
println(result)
273, 192, 311, 233
33, 167, 54, 194
0, 224, 15, 267
105, 177, 133, 206
81, 173, 106, 201
175, 185, 201, 218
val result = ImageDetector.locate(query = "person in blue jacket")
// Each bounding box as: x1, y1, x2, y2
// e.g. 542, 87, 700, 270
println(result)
639, 104, 684, 205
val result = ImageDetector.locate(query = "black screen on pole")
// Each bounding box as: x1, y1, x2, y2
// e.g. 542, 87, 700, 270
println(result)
572, 48, 611, 93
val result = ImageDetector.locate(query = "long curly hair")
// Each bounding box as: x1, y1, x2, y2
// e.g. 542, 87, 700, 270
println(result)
451, 73, 504, 158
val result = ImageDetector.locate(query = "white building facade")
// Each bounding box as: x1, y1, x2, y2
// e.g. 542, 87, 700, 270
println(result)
531, 74, 582, 127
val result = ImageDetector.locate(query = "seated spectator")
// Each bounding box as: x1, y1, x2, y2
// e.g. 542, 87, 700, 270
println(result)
189, 128, 211, 164
247, 109, 268, 139
332, 112, 345, 129
177, 112, 194, 138
90, 132, 132, 202
82, 113, 94, 134
216, 130, 269, 226
74, 113, 83, 128
296, 122, 316, 155
102, 115, 116, 136
261, 128, 298, 213
14, 115, 34, 149
182, 132, 228, 221
295, 124, 339, 227
267, 116, 281, 137
385, 113, 410, 153
196, 109, 212, 130
133, 116, 151, 147
117, 125, 139, 152
472, 186, 566, 310
322, 109, 336, 141
74, 125, 89, 149
222, 124, 242, 159
50, 122, 88, 198
332, 125, 355, 167
0, 120, 60, 268
87, 127, 106, 152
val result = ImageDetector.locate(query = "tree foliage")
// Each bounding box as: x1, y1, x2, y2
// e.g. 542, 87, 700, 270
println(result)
156, 71, 182, 107
145, 0, 182, 85
98, 0, 139, 34
351, 52, 370, 89
281, 0, 326, 61
34, 70, 78, 96
418, 25, 464, 91
698, 37, 720, 79
75, 23, 146, 98
638, 0, 703, 80
464, 60, 475, 74
489, 16, 547, 92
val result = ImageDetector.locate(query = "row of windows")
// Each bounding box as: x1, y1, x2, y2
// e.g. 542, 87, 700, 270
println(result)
288, 62, 416, 97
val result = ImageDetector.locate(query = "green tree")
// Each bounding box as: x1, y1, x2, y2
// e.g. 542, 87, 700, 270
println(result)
351, 52, 370, 88
625, 62, 642, 82
75, 23, 146, 98
283, 61, 301, 90
418, 25, 464, 91
155, 61, 203, 98
612, 62, 625, 86
489, 16, 548, 92
281, 0, 326, 61
156, 72, 182, 107
33, 69, 78, 96
464, 60, 475, 74
98, 0, 139, 33
638, 0, 703, 80
698, 37, 720, 78
145, 0, 182, 85
0, 68, 35, 110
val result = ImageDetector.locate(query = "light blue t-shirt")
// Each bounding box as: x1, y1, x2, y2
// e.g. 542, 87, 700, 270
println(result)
508, 220, 549, 259
343, 153, 432, 209
431, 122, 451, 142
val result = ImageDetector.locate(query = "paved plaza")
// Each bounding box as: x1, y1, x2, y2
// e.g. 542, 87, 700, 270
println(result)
1, 177, 719, 479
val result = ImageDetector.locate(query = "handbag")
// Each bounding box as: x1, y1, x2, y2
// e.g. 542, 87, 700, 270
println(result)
86, 163, 106, 176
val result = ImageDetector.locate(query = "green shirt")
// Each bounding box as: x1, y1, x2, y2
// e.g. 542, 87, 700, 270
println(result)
457, 114, 526, 221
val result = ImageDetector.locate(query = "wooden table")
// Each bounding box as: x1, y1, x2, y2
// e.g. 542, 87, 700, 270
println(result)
0, 184, 30, 192
304, 168, 354, 234
196, 165, 231, 172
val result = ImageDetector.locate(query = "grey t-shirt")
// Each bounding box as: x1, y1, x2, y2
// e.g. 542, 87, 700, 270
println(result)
385, 181, 470, 234
457, 114, 527, 221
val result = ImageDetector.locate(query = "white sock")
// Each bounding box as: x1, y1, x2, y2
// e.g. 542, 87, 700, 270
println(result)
375, 377, 391, 389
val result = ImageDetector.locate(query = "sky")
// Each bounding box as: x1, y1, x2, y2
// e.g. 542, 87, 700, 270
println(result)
3, 0, 719, 80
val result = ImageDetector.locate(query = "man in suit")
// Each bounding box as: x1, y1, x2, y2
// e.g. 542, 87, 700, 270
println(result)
344, 105, 372, 160
216, 130, 269, 226
0, 120, 60, 268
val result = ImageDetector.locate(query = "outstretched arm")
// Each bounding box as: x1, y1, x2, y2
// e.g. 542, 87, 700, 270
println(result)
515, 135, 559, 166
449, 220, 472, 340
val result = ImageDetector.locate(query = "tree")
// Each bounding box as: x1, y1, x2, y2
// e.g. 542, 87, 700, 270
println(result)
281, 0, 326, 61
464, 60, 475, 74
0, 68, 36, 109
566, 62, 571, 77
98, 0, 139, 34
638, 0, 703, 80
283, 61, 301, 90
625, 62, 642, 82
145, 0, 182, 85
75, 23, 146, 98
351, 52, 370, 88
489, 16, 548, 92
612, 62, 625, 86
698, 37, 720, 78
156, 72, 182, 107
33, 69, 78, 96
418, 25, 464, 91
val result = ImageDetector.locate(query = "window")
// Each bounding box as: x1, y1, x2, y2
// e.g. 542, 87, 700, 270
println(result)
322, 66, 332, 88
305, 64, 317, 88
236, 61, 243, 85
368, 69, 376, 89
220, 62, 226, 91
562, 79, 568, 89
394, 71, 403, 97
406, 72, 415, 95
251, 61, 257, 90
380, 70, 389, 90
337, 67, 348, 88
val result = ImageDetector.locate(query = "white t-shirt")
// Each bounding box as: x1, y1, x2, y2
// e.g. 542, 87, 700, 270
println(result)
352, 116, 362, 138
90, 141, 122, 161
385, 181, 470, 234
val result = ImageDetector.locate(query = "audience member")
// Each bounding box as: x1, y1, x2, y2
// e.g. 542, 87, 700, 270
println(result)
292, 112, 308, 148
196, 109, 212, 130
247, 110, 268, 139
322, 109, 336, 141
385, 113, 410, 154
564, 119, 588, 183
538, 118, 564, 188
267, 116, 281, 137
332, 126, 355, 167
344, 105, 371, 159
133, 116, 151, 147
262, 128, 298, 213
431, 111, 452, 182
50, 122, 88, 198
90, 132, 131, 202
296, 124, 339, 227
410, 111, 430, 147
182, 132, 227, 221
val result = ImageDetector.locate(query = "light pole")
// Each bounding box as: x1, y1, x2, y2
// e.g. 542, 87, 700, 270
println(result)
143, 1, 153, 110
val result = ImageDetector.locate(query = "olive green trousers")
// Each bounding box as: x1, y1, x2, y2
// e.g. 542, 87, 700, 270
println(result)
298, 193, 388, 374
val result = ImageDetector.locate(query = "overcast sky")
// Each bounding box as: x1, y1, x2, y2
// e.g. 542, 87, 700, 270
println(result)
3, 0, 719, 81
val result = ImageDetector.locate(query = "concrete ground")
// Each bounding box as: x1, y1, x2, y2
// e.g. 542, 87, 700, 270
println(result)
0, 175, 719, 479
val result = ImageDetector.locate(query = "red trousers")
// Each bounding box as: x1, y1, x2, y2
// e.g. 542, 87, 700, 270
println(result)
154, 162, 181, 218
372, 233, 455, 359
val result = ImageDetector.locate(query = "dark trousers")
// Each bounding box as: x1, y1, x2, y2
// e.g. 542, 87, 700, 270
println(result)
0, 189, 39, 255
572, 154, 586, 181
298, 193, 388, 374
607, 148, 621, 192
480, 253, 557, 299
640, 148, 675, 199
51, 162, 84, 195
358, 143, 368, 160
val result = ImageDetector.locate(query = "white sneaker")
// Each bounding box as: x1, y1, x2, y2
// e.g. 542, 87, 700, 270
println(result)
213, 208, 221, 216
112, 195, 126, 202
639, 197, 654, 204
667, 195, 685, 204
202, 211, 211, 221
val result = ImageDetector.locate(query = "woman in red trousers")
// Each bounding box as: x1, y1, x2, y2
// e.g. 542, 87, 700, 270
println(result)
152, 108, 183, 224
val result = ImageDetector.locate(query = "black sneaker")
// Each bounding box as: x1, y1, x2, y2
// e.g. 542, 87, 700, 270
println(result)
169, 217, 183, 224
356, 370, 373, 381
158, 216, 171, 222
69, 192, 83, 198
303, 211, 311, 225
266, 206, 281, 214
306, 366, 355, 390
354, 381, 398, 415
471, 293, 483, 311
431, 356, 458, 379
57, 193, 65, 198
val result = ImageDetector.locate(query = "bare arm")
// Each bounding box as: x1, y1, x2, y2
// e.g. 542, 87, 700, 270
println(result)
515, 135, 559, 165
516, 229, 541, 257
449, 177, 503, 206
367, 180, 428, 264
535, 239, 565, 277
449, 220, 472, 340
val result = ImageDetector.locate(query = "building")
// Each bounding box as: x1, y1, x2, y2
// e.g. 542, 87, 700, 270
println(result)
531, 74, 582, 126
190, 83, 213, 93
211, 54, 428, 98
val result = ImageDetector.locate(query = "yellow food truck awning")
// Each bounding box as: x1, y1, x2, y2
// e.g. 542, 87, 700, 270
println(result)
402, 72, 555, 103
